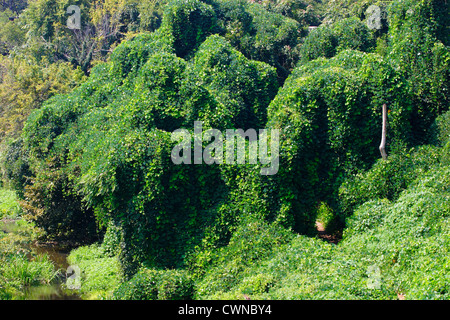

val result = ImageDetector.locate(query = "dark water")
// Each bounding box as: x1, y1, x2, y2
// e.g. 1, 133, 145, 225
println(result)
23, 282, 81, 300
24, 243, 82, 300
1, 220, 82, 300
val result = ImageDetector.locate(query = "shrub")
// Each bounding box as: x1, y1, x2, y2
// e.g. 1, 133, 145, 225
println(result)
1, 139, 31, 198
266, 49, 412, 233
124, 50, 188, 132
18, 24, 280, 275
244, 3, 300, 79
299, 17, 375, 64
298, 25, 337, 63
109, 31, 174, 80
340, 166, 450, 299
338, 144, 441, 221
332, 16, 375, 53
210, 0, 301, 81
429, 110, 450, 146
157, 269, 196, 300
112, 269, 159, 300
339, 110, 450, 222
67, 244, 121, 298
387, 0, 450, 143
194, 219, 292, 297
238, 273, 274, 295
198, 158, 450, 300
0, 55, 86, 143
160, 0, 217, 58
20, 166, 98, 243
16, 32, 177, 245
113, 268, 194, 300
0, 188, 22, 219
183, 34, 278, 130
101, 221, 123, 258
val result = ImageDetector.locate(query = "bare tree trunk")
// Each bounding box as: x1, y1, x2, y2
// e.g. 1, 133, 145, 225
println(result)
379, 103, 388, 160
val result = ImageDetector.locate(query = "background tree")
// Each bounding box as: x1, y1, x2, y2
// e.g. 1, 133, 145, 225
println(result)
0, 0, 28, 14
0, 55, 85, 143
257, 0, 324, 26
298, 16, 375, 64
387, 0, 449, 143
0, 10, 26, 55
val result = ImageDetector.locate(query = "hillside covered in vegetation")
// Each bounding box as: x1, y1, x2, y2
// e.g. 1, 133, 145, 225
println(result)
0, 0, 449, 300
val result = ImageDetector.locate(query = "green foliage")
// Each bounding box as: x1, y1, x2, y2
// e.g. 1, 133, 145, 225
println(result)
256, 0, 324, 26
18, 0, 171, 73
323, 0, 382, 23
137, 0, 169, 32
113, 269, 159, 300
197, 149, 450, 300
242, 3, 300, 78
18, 26, 278, 276
211, 0, 301, 81
0, 0, 28, 13
20, 0, 109, 71
113, 268, 194, 300
0, 188, 22, 218
1, 254, 57, 287
1, 139, 31, 197
267, 49, 411, 233
161, 0, 216, 58
340, 166, 450, 299
101, 221, 123, 258
298, 24, 337, 62
0, 9, 26, 54
3, 0, 449, 301
430, 110, 450, 147
332, 16, 376, 53
108, 31, 175, 81
298, 17, 375, 64
184, 34, 278, 130
67, 244, 121, 298
387, 0, 450, 143
0, 219, 59, 300
194, 219, 293, 297
316, 202, 334, 230
0, 55, 86, 142
89, 0, 167, 34
338, 108, 450, 226
338, 144, 442, 222
238, 273, 275, 296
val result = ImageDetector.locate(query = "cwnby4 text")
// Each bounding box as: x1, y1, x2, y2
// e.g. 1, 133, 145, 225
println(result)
178, 303, 272, 317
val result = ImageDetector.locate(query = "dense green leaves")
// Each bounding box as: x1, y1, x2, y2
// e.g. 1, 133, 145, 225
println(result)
267, 49, 411, 233
161, 0, 216, 58
387, 0, 450, 143
211, 0, 301, 81
338, 144, 441, 221
17, 22, 279, 273
1, 0, 449, 300
113, 268, 195, 300
195, 142, 450, 300
298, 17, 375, 63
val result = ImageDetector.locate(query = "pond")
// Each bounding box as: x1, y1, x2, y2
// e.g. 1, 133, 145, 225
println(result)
0, 219, 82, 300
